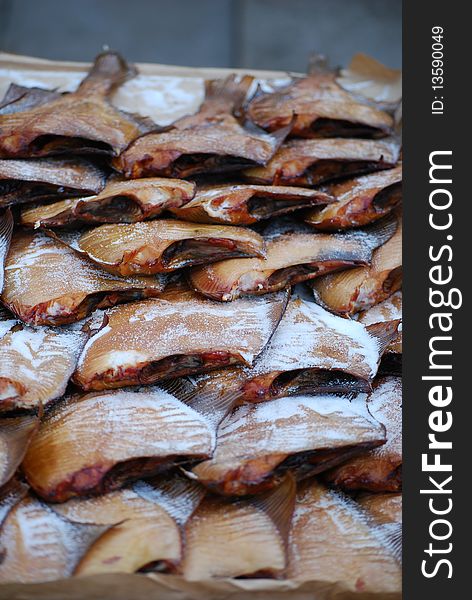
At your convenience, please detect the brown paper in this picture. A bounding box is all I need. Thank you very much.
[0,54,401,600]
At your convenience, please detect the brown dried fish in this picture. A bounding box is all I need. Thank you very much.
[170,183,333,225]
[0,157,106,208]
[22,387,215,502]
[243,138,399,187]
[73,287,288,391]
[247,73,394,139]
[0,414,39,486]
[0,51,153,158]
[304,165,402,230]
[20,177,196,227]
[190,393,385,496]
[116,75,289,178]
[0,494,106,583]
[50,475,203,575]
[324,376,402,492]
[358,290,402,374]
[286,480,401,593]
[0,208,13,293]
[0,323,86,413]
[310,211,402,315]
[189,216,395,301]
[50,219,265,276]
[237,297,398,401]
[1,230,166,325]
[181,475,295,579]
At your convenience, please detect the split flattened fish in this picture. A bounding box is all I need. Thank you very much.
[116,75,289,178]
[189,215,395,301]
[247,73,394,139]
[49,475,204,574]
[169,183,333,225]
[50,219,265,276]
[358,290,402,375]
[286,479,401,593]
[0,323,86,413]
[190,394,385,496]
[0,208,13,293]
[238,297,398,402]
[243,138,399,187]
[304,165,402,230]
[20,177,196,227]
[0,494,106,583]
[310,211,402,315]
[0,51,153,159]
[0,157,106,208]
[0,414,39,487]
[22,387,215,502]
[181,474,295,579]
[324,376,402,492]
[73,286,288,391]
[1,230,166,325]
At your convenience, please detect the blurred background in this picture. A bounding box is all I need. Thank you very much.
[0,0,401,70]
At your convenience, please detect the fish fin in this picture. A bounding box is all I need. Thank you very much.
[78,51,137,97]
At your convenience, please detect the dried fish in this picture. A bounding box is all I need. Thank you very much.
[181,475,295,579]
[310,211,402,315]
[247,72,394,139]
[116,75,289,178]
[50,475,203,575]
[1,230,166,325]
[50,219,265,276]
[22,387,215,502]
[304,165,402,230]
[170,183,333,225]
[20,177,196,227]
[0,494,106,583]
[0,52,153,158]
[286,479,401,593]
[73,287,288,391]
[0,324,85,413]
[0,208,13,293]
[189,216,395,301]
[190,393,385,496]
[324,376,402,492]
[0,414,39,487]
[243,138,399,186]
[0,157,106,208]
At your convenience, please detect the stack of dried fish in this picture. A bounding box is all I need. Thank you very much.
[0,50,402,595]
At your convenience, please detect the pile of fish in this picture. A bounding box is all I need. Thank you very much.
[0,51,402,594]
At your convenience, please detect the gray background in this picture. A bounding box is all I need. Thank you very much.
[0,0,401,71]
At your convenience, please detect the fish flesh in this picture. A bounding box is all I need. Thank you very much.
[20,177,195,227]
[243,138,399,186]
[49,219,265,276]
[310,210,402,315]
[190,393,386,495]
[324,376,402,492]
[286,479,401,593]
[304,165,402,230]
[169,183,333,225]
[189,215,396,301]
[0,157,106,208]
[22,387,216,502]
[237,297,398,401]
[116,75,289,178]
[73,286,288,391]
[181,475,295,579]
[247,73,394,139]
[0,51,154,158]
[1,230,166,325]
[0,323,86,412]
